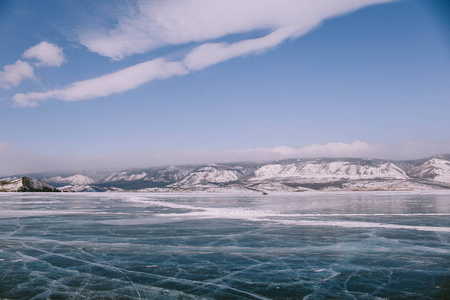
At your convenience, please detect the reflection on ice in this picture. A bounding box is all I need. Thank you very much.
[0,192,449,299]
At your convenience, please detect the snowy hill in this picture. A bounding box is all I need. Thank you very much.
[46,174,95,186]
[173,164,245,187]
[0,177,59,192]
[96,165,193,190]
[409,157,450,183]
[249,159,407,182]
[101,171,148,182]
[147,165,191,183]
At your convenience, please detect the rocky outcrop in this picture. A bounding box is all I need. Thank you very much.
[0,177,60,192]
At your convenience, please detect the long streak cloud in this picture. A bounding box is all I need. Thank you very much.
[13,59,187,107]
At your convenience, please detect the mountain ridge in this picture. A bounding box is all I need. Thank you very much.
[2,154,450,192]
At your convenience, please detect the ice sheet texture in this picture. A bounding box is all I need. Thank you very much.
[0,192,449,299]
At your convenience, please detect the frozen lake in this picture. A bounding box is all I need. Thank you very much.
[0,192,449,299]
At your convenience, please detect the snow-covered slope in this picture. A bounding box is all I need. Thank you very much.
[172,164,247,188]
[0,179,23,192]
[250,159,407,182]
[101,171,148,182]
[0,177,59,192]
[58,185,113,192]
[147,166,190,183]
[95,165,193,190]
[47,174,95,185]
[410,158,450,183]
[100,166,190,183]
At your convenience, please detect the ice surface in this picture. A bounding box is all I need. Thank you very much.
[0,192,449,299]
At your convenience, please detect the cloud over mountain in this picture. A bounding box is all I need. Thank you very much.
[2,140,449,177]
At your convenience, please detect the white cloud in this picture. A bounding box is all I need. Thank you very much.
[155,141,450,164]
[22,41,65,67]
[13,58,188,107]
[0,41,64,90]
[184,26,302,70]
[262,141,450,161]
[0,60,35,89]
[11,0,396,106]
[80,0,395,60]
[285,140,382,158]
[193,141,384,163]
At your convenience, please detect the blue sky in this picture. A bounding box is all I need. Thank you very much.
[1,0,449,175]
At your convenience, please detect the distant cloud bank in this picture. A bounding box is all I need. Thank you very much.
[1,140,449,176]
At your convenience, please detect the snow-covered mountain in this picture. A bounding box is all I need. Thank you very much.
[57,185,112,192]
[46,174,95,186]
[96,165,194,189]
[3,154,450,192]
[0,177,59,192]
[173,164,246,187]
[147,165,191,183]
[409,157,450,183]
[229,158,414,192]
[249,159,407,182]
[101,171,148,182]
